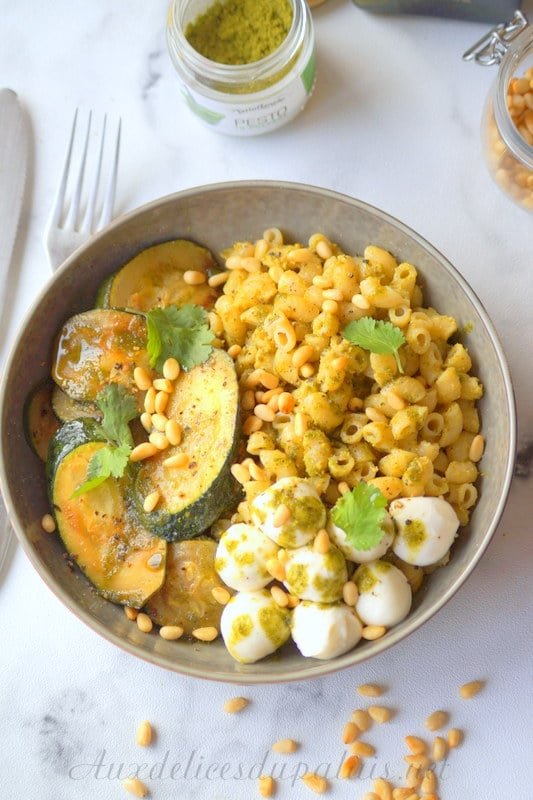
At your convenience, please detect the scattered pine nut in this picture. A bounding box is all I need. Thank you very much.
[405,735,427,755]
[143,491,160,513]
[258,774,276,797]
[313,528,330,554]
[140,411,152,432]
[468,433,484,462]
[124,606,138,621]
[351,709,371,732]
[266,558,286,582]
[425,709,449,731]
[368,705,394,723]
[163,453,190,469]
[404,754,430,770]
[136,613,153,633]
[270,585,289,607]
[254,403,276,422]
[165,419,182,446]
[144,387,156,414]
[150,413,167,432]
[278,392,295,413]
[133,367,152,391]
[212,586,231,605]
[223,696,249,714]
[373,777,393,800]
[351,740,376,757]
[432,735,447,761]
[361,625,387,640]
[273,503,291,527]
[357,683,384,697]
[447,727,463,748]
[130,442,159,462]
[154,390,169,415]
[159,625,184,640]
[183,269,207,285]
[301,772,328,794]
[122,776,150,797]
[339,754,360,779]
[162,357,180,381]
[153,378,173,393]
[342,721,359,744]
[231,463,251,484]
[459,679,485,698]
[342,580,358,606]
[392,790,418,800]
[420,769,437,795]
[208,271,229,288]
[136,720,153,747]
[192,626,218,642]
[41,513,56,533]
[405,764,421,788]
[149,430,169,450]
[271,738,299,753]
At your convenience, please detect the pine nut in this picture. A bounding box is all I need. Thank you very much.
[405,764,420,788]
[366,406,387,423]
[322,299,339,314]
[405,735,427,755]
[242,389,256,410]
[468,434,485,462]
[140,412,152,432]
[351,740,376,757]
[163,453,190,468]
[322,288,343,302]
[243,415,263,435]
[192,626,218,642]
[373,777,393,800]
[153,378,173,393]
[420,769,437,795]
[337,481,350,495]
[41,513,56,533]
[368,705,393,723]
[342,721,360,744]
[136,720,153,747]
[272,738,299,753]
[151,413,168,432]
[278,391,295,413]
[363,794,381,800]
[165,419,182,446]
[226,254,243,270]
[357,682,384,697]
[316,239,333,260]
[254,403,276,422]
[154,390,169,415]
[144,387,156,414]
[339,755,360,778]
[183,269,207,285]
[404,754,430,770]
[342,580,358,606]
[254,238,269,259]
[271,585,289,607]
[258,775,275,797]
[212,586,231,605]
[292,344,315,368]
[136,613,153,633]
[447,727,463,748]
[149,431,169,450]
[386,390,406,410]
[352,293,371,309]
[361,625,387,640]
[223,696,249,714]
[432,735,447,761]
[351,709,371,731]
[425,710,449,731]
[301,772,328,793]
[143,491,160,513]
[313,528,330,554]
[286,594,300,608]
[392,790,418,800]
[231,463,251,484]
[299,363,315,378]
[248,461,267,481]
[159,625,184,640]
[124,606,138,621]
[208,271,229,287]
[459,679,485,698]
[134,367,152,391]
[122,776,149,797]
[266,558,286,582]
[130,442,158,462]
[163,357,180,381]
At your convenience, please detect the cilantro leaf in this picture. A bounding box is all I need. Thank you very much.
[71,385,137,497]
[343,317,406,373]
[146,304,214,372]
[330,482,388,551]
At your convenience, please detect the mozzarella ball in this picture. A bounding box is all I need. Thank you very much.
[215,523,278,591]
[354,560,412,628]
[389,496,460,567]
[250,476,326,548]
[291,601,363,659]
[327,513,395,564]
[220,589,291,664]
[283,542,348,603]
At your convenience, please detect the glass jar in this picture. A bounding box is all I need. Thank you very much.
[166,0,316,137]
[464,11,533,212]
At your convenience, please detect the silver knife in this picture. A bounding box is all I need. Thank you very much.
[0,88,30,573]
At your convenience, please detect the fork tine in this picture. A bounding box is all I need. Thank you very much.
[50,108,79,229]
[67,110,92,232]
[83,114,106,235]
[100,116,121,228]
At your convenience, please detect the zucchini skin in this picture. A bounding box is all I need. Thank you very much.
[23,378,61,462]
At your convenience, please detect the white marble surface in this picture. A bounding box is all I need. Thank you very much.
[1,1,532,798]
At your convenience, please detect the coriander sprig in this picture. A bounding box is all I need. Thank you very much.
[330,482,388,551]
[145,304,214,372]
[343,317,406,373]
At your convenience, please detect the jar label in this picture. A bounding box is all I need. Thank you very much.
[178,50,317,137]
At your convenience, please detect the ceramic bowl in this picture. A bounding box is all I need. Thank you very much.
[0,181,516,683]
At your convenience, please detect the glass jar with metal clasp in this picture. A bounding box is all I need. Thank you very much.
[463,10,533,213]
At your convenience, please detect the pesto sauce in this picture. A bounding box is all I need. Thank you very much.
[403,519,428,551]
[258,604,289,647]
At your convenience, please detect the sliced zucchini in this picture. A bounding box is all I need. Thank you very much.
[134,349,242,541]
[144,539,228,635]
[51,309,152,405]
[51,384,101,423]
[48,419,166,608]
[24,379,61,461]
[97,239,220,312]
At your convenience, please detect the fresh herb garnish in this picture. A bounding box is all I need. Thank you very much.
[71,384,137,497]
[145,304,214,372]
[343,317,405,373]
[331,482,388,551]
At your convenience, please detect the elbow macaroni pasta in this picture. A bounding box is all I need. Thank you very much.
[213,231,484,532]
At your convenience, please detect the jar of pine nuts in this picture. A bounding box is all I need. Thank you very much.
[464,11,533,212]
[166,0,316,136]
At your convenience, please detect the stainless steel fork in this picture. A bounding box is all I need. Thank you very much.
[0,110,121,577]
[45,109,121,270]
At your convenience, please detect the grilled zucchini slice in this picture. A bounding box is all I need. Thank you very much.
[24,379,61,461]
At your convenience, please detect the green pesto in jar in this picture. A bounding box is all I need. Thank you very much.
[185,0,293,66]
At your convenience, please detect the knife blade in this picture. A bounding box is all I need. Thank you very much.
[0,88,30,573]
